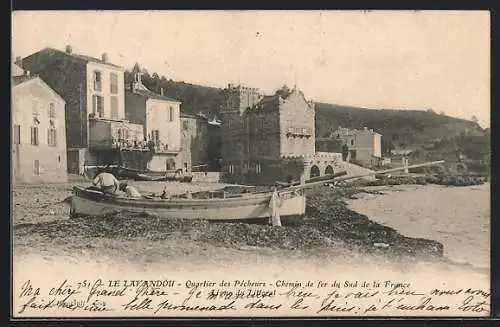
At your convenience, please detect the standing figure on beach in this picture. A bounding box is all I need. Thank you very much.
[92,172,120,195]
[269,187,283,227]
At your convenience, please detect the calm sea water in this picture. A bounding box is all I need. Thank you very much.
[347,183,490,269]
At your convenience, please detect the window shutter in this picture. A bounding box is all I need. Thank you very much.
[13,125,20,144]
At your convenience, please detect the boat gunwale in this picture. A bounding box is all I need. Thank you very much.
[72,185,303,207]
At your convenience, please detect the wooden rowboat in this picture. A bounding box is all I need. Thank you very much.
[70,185,306,224]
[71,160,446,224]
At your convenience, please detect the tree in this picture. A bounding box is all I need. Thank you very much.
[275,85,292,99]
[471,115,478,123]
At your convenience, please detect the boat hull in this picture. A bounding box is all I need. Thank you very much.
[70,186,306,223]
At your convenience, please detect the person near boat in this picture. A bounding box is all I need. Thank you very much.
[119,182,142,198]
[269,186,283,226]
[92,172,120,195]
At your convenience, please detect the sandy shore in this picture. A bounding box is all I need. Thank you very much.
[11,180,490,317]
[346,183,490,269]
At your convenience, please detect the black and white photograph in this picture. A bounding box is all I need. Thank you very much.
[11,10,490,317]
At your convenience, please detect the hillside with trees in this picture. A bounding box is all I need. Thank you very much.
[126,64,489,171]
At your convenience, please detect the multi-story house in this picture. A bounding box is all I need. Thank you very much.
[330,126,382,166]
[125,73,182,171]
[12,67,67,183]
[221,84,337,185]
[21,45,146,173]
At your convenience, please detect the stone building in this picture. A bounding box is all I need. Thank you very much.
[12,68,67,183]
[125,73,182,171]
[21,46,148,173]
[178,113,222,174]
[221,84,329,185]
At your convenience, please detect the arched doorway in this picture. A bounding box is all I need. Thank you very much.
[310,165,320,178]
[325,165,334,175]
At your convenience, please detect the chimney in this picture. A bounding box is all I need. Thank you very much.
[65,45,72,54]
[160,88,164,96]
[15,56,22,66]
[25,70,30,76]
[364,126,368,131]
[101,53,108,63]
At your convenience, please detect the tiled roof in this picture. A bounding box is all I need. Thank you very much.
[12,75,37,86]
[40,47,123,68]
[126,88,181,103]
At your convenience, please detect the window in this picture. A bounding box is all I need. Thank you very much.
[30,127,39,146]
[350,139,355,146]
[152,130,160,144]
[110,96,118,119]
[13,125,20,144]
[93,71,102,91]
[48,103,56,118]
[256,163,261,174]
[110,73,118,94]
[47,128,57,147]
[182,121,189,131]
[228,164,234,174]
[169,106,174,122]
[92,95,104,117]
[34,160,40,175]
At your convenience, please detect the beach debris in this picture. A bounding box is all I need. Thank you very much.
[374,242,390,248]
[12,184,445,260]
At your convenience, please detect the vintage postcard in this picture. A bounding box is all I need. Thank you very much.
[11,10,491,318]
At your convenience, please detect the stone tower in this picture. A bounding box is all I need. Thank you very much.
[220,84,262,183]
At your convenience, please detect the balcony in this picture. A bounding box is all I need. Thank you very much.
[286,127,312,138]
[89,117,146,150]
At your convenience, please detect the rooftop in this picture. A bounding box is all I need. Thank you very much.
[29,47,123,69]
[127,87,181,103]
[12,75,37,86]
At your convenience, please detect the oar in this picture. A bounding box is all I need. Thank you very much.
[333,160,446,183]
[276,171,348,188]
[281,160,445,193]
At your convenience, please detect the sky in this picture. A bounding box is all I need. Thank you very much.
[12,10,490,127]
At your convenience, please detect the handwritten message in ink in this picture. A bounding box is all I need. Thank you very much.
[14,278,490,316]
